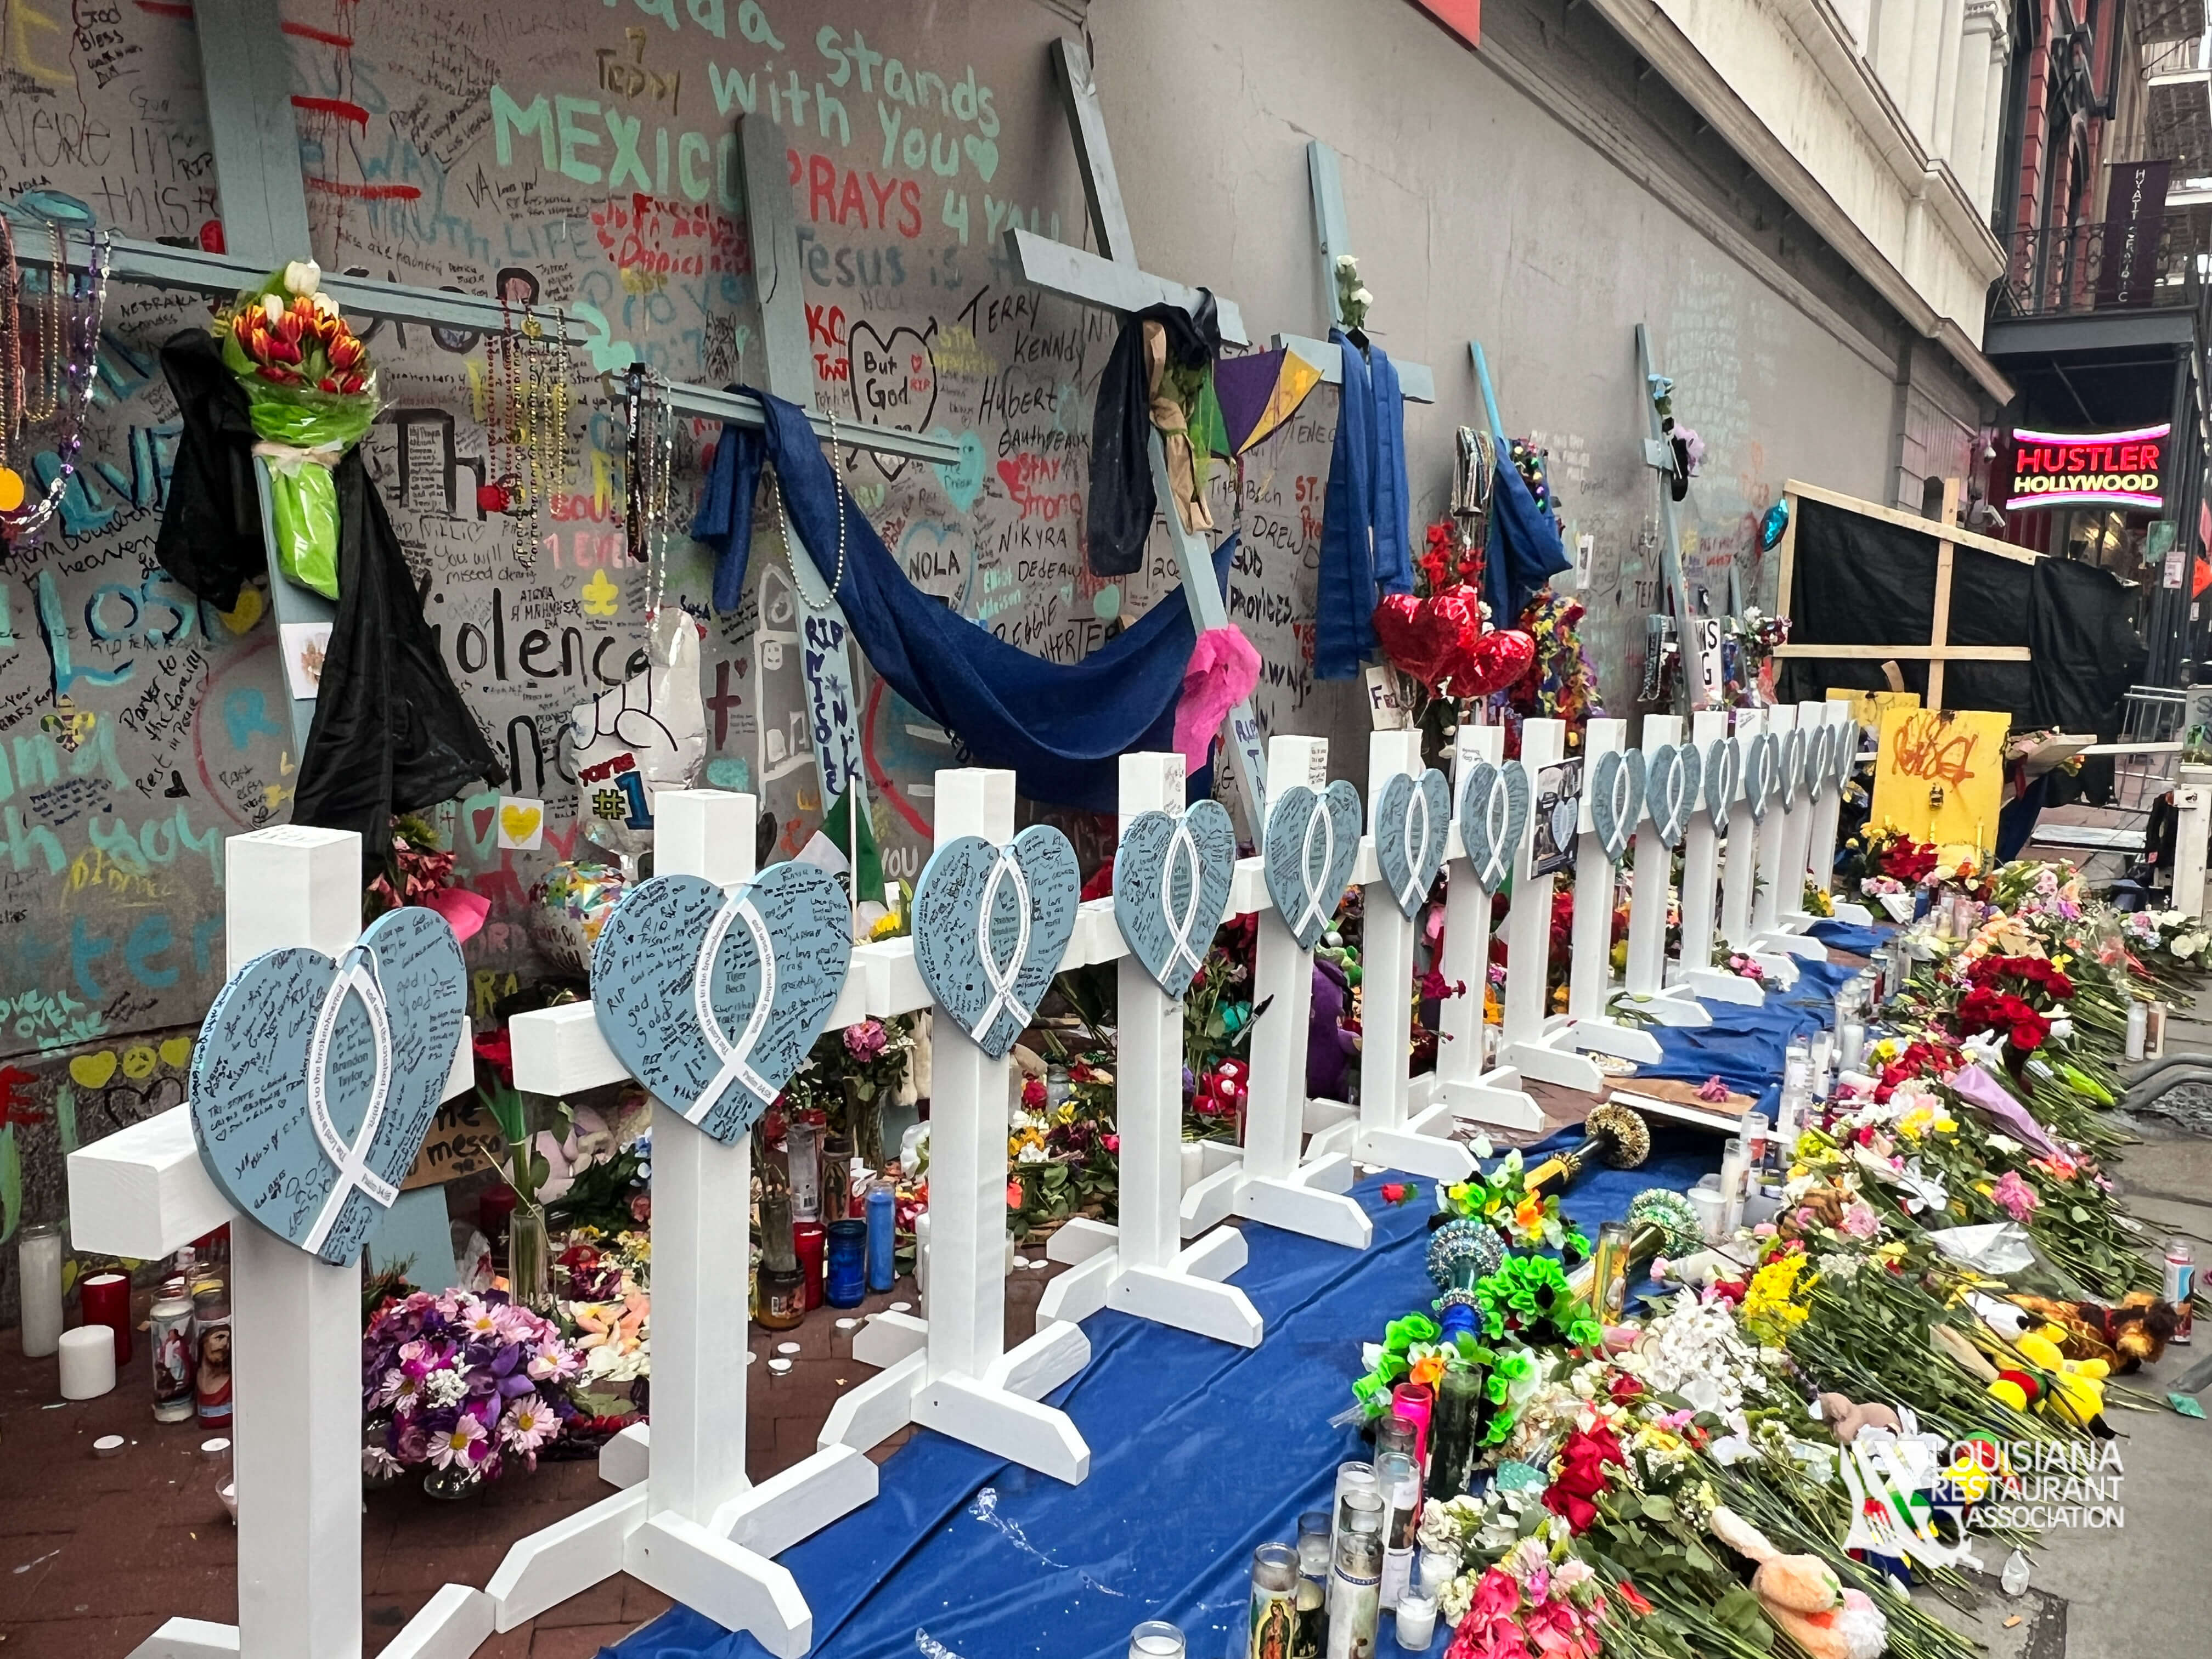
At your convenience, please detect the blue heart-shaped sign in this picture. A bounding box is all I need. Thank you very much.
[1264,780,1363,950]
[1705,736,1741,825]
[1458,760,1531,891]
[1833,718,1860,788]
[1743,733,1779,823]
[1375,768,1451,917]
[591,860,853,1142]
[1805,724,1834,804]
[913,825,1081,1059]
[1778,728,1804,811]
[1589,749,1646,861]
[190,906,467,1266]
[1645,743,1703,848]
[1115,800,1237,994]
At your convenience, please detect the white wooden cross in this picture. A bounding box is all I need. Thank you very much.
[1673,709,1765,1007]
[1617,714,1715,1030]
[1330,731,1476,1181]
[1035,753,1265,1346]
[1806,702,1875,927]
[1748,704,1829,966]
[1176,734,1374,1251]
[1272,140,1438,405]
[1430,723,1547,1133]
[821,769,1092,1485]
[65,827,484,1659]
[1005,36,1270,837]
[1559,719,1666,1068]
[488,791,876,1658]
[1717,708,1799,989]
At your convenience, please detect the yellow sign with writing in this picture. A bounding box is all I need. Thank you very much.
[1869,706,2010,856]
[1828,687,1920,733]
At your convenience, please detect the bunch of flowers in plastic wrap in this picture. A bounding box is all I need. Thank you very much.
[363,1288,580,1488]
[1510,589,1604,734]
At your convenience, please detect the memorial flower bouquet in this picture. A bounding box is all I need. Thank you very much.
[216,259,377,600]
[1445,1146,1588,1254]
[1007,1057,1121,1241]
[362,1288,580,1493]
[551,1227,651,1418]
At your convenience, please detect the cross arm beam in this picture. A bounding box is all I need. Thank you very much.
[1272,333,1437,403]
[9,221,963,468]
[1005,228,1249,345]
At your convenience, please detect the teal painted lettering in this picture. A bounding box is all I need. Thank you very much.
[492,86,556,168]
[556,96,606,184]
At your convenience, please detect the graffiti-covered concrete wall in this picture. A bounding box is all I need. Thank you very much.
[0,0,1979,1312]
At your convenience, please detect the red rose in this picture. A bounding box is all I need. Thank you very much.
[1543,1424,1624,1534]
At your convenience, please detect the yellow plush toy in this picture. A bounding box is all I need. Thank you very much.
[1988,1327,2110,1435]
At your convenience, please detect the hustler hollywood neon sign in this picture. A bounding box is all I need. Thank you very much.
[2006,424,2169,511]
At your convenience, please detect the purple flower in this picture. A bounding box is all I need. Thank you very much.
[843,1019,889,1059]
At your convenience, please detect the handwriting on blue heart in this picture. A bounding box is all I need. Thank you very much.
[1458,760,1531,891]
[930,427,986,512]
[1743,734,1778,823]
[1589,749,1646,861]
[1115,800,1236,995]
[1705,737,1741,823]
[1373,768,1449,918]
[914,826,1080,1059]
[1646,743,1702,848]
[591,860,852,1143]
[190,906,466,1266]
[1263,780,1362,950]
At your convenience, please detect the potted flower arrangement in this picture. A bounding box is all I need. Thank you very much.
[362,1287,581,1497]
[781,1014,917,1173]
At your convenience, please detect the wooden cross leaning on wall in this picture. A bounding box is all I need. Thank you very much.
[1768,476,2034,710]
[4,0,958,778]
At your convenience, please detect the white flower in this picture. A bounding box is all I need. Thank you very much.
[2176,933,2208,958]
[363,1442,401,1478]
[282,258,321,296]
[309,289,339,320]
[424,1368,469,1408]
[1335,253,1360,275]
[259,292,284,324]
[1349,286,1374,309]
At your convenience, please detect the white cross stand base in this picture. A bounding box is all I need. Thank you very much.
[1176,735,1374,1251]
[822,770,1092,1485]
[486,792,876,1658]
[1037,754,1263,1346]
[66,827,484,1659]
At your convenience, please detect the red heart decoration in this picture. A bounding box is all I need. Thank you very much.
[1425,588,1488,691]
[1458,628,1537,697]
[1371,592,1451,688]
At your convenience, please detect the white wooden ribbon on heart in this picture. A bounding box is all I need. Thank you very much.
[968,852,1039,1045]
[300,947,397,1255]
[690,894,780,1125]
[1154,814,1213,986]
[1281,797,1344,943]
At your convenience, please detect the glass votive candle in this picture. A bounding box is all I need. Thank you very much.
[78,1271,132,1365]
[1127,1619,1184,1658]
[1395,1591,1438,1649]
[1417,1546,1457,1598]
[793,1222,826,1311]
[824,1220,867,1308]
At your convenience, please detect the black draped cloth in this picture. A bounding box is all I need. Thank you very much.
[155,332,501,854]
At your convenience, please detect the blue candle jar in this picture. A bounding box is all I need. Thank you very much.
[824,1220,867,1308]
[865,1180,897,1293]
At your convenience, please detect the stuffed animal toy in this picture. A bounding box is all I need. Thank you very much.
[1707,1505,1887,1659]
[2010,1291,2179,1373]
[1818,1392,1903,1444]
[1989,1327,2111,1436]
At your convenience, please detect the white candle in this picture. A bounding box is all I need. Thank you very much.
[1395,1592,1438,1649]
[58,1324,117,1399]
[18,1223,64,1358]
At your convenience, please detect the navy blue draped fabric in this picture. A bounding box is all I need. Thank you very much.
[691,392,1223,813]
[1482,453,1572,627]
[1314,330,1414,679]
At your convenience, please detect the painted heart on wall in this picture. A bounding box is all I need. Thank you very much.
[913,825,1081,1059]
[1375,768,1451,918]
[189,906,466,1266]
[1589,749,1647,862]
[1458,759,1531,891]
[1115,800,1237,994]
[1705,736,1742,824]
[1646,742,1703,848]
[1263,780,1363,950]
[846,319,939,479]
[591,860,853,1143]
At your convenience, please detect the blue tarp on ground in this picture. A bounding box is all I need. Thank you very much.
[610,967,1853,1659]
